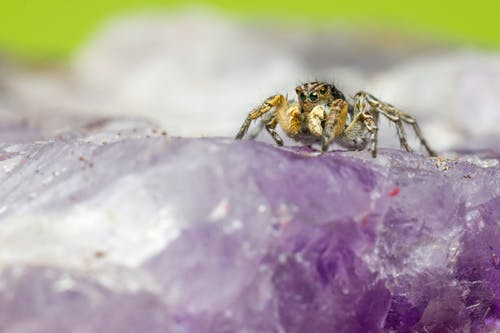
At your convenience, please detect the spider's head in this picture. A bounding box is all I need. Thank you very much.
[295,82,345,113]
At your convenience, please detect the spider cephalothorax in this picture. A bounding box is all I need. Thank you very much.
[295,82,346,114]
[235,81,436,158]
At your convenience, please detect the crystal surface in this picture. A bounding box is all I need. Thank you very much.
[0,119,498,332]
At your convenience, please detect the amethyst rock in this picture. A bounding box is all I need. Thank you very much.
[0,120,498,332]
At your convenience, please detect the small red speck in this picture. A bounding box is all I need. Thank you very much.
[389,187,400,197]
[281,219,291,229]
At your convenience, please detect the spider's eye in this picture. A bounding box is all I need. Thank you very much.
[300,92,307,102]
[309,92,318,102]
[319,88,327,94]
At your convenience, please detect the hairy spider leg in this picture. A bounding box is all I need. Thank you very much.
[235,94,286,140]
[343,93,379,157]
[361,113,379,157]
[362,92,413,152]
[321,99,349,152]
[247,112,274,139]
[264,116,284,146]
[400,113,436,157]
[358,92,437,157]
[244,112,284,146]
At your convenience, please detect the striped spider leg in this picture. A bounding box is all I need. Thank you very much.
[321,92,436,158]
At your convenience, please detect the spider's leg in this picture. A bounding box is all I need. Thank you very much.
[363,114,379,158]
[265,115,284,146]
[399,114,437,157]
[341,111,379,157]
[321,99,349,152]
[395,120,412,152]
[235,94,286,140]
[247,112,274,139]
[348,92,379,157]
[358,92,436,157]
[246,121,265,140]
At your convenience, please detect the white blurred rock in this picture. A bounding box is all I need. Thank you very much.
[370,52,500,150]
[1,10,499,152]
[72,11,307,136]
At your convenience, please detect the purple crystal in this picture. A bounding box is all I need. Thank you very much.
[0,121,498,332]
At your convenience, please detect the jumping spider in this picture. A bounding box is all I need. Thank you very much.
[235,81,436,158]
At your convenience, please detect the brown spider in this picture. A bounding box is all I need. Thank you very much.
[235,81,436,158]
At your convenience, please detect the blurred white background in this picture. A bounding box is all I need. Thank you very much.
[1,10,500,152]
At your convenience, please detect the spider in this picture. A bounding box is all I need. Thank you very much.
[235,81,436,158]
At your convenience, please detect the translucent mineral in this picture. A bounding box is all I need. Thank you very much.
[0,118,498,332]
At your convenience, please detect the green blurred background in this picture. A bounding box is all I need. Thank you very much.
[1,0,499,60]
